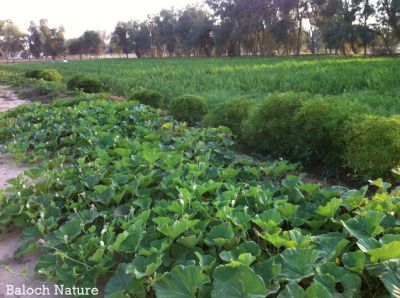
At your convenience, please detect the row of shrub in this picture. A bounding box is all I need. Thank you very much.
[22,70,400,180]
[134,88,400,181]
[25,69,103,94]
[129,89,208,126]
[202,92,400,180]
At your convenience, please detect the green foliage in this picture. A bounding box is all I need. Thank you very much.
[0,96,399,298]
[211,262,268,298]
[25,69,62,82]
[202,98,255,137]
[242,92,306,157]
[66,73,103,93]
[25,69,42,79]
[4,56,400,110]
[291,99,369,170]
[169,94,208,125]
[1,59,400,297]
[17,80,64,101]
[344,115,400,179]
[129,89,164,108]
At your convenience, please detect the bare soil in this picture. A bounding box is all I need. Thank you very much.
[0,87,69,297]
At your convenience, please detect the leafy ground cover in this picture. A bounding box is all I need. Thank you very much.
[0,96,399,297]
[1,56,400,114]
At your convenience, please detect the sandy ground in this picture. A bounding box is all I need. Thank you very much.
[0,87,71,298]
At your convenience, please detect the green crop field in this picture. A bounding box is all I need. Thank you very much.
[2,56,400,115]
[1,56,400,298]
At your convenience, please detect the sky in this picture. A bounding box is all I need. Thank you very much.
[1,0,200,38]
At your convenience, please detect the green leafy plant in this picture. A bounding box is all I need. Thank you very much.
[129,89,164,108]
[67,73,103,93]
[25,69,62,82]
[169,94,208,126]
[202,98,255,137]
[344,115,400,179]
[242,92,306,157]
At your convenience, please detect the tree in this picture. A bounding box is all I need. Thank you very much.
[377,0,400,52]
[28,21,43,59]
[0,21,25,60]
[82,30,105,56]
[39,19,65,59]
[357,0,375,55]
[111,22,134,58]
[155,9,178,56]
[132,21,152,58]
[176,5,213,56]
[67,37,85,58]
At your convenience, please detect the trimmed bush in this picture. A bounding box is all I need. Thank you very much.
[291,99,369,170]
[242,93,306,157]
[129,89,163,108]
[25,69,62,82]
[38,69,62,82]
[169,94,208,125]
[202,98,255,137]
[67,74,103,93]
[344,115,400,179]
[25,70,43,79]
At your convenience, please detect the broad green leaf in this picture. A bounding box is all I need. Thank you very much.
[253,259,281,295]
[341,211,385,239]
[356,238,380,252]
[35,254,58,273]
[177,234,202,249]
[342,187,367,211]
[195,252,216,274]
[367,241,400,263]
[252,209,282,233]
[58,219,81,240]
[342,251,366,273]
[211,262,268,298]
[288,229,313,248]
[113,228,142,253]
[105,263,145,298]
[260,232,296,249]
[316,198,342,218]
[205,222,235,247]
[277,248,320,282]
[367,259,400,298]
[126,254,163,279]
[314,262,361,297]
[79,209,99,224]
[278,282,332,298]
[157,219,200,240]
[379,234,400,245]
[154,265,210,298]
[277,202,299,219]
[312,232,350,261]
[219,241,260,263]
[277,283,306,298]
[299,183,320,194]
[236,253,256,266]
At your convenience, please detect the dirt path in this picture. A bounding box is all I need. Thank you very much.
[0,87,70,298]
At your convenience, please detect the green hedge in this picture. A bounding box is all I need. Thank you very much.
[169,94,208,126]
[241,93,385,178]
[129,89,164,108]
[202,98,255,137]
[242,93,306,157]
[344,115,400,179]
[25,69,62,82]
[291,99,368,171]
[67,74,103,93]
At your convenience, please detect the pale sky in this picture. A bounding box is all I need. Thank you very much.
[1,0,201,38]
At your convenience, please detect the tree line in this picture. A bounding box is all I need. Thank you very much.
[1,0,399,60]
